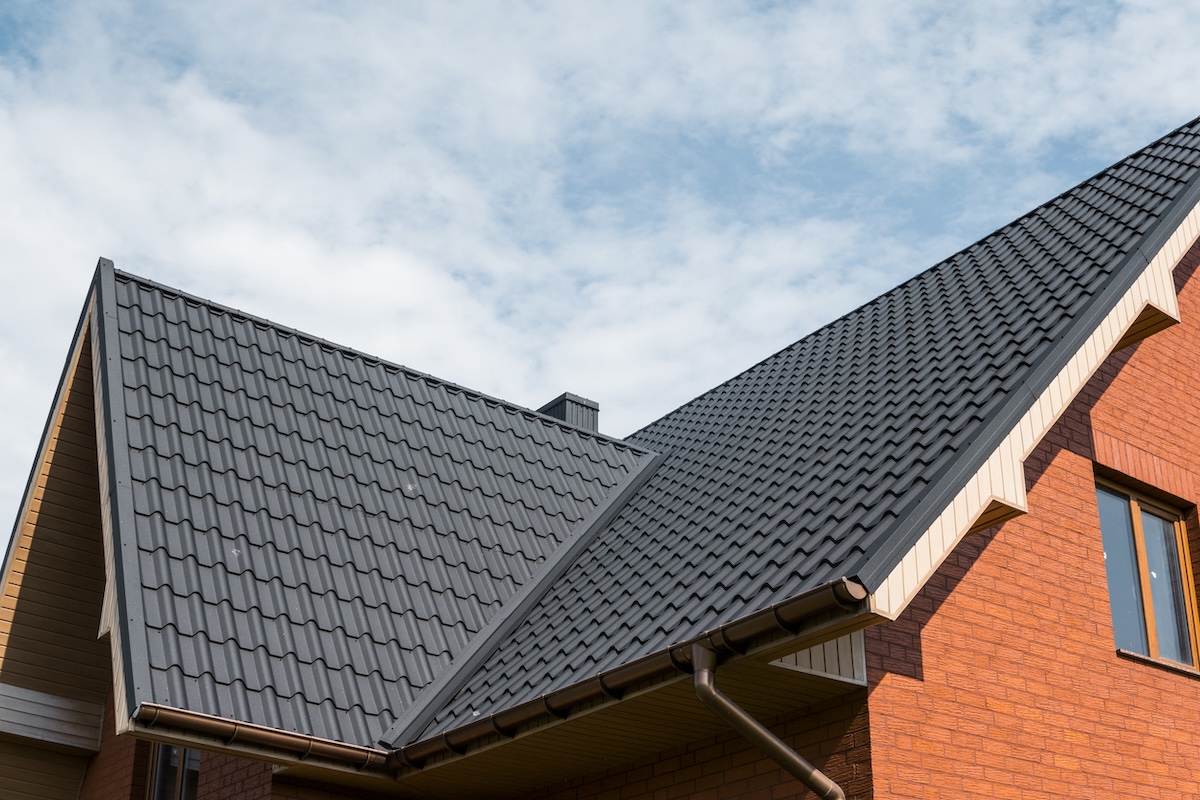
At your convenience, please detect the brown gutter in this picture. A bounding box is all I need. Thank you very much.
[392,576,869,769]
[692,644,845,799]
[135,703,390,772]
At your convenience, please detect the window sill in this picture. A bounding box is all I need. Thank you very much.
[1116,648,1200,679]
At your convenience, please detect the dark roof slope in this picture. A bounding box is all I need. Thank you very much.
[96,268,654,747]
[412,117,1200,741]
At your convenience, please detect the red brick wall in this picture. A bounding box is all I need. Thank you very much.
[522,690,872,800]
[865,249,1200,797]
[78,690,151,800]
[195,750,273,799]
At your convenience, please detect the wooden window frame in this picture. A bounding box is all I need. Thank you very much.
[1097,477,1200,667]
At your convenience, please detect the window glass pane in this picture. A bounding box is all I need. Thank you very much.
[180,748,201,800]
[1141,510,1193,665]
[1097,487,1148,653]
[151,745,180,800]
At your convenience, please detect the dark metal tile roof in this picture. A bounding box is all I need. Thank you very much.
[99,271,654,747]
[412,117,1200,741]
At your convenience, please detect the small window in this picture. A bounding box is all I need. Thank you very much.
[1096,483,1200,667]
[147,744,200,800]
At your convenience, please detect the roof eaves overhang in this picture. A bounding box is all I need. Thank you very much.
[388,576,873,778]
[869,184,1200,620]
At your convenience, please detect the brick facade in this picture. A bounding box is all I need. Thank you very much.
[78,690,151,800]
[865,251,1200,797]
[195,751,273,799]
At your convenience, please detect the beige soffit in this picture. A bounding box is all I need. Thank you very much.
[871,201,1200,620]
[771,631,866,686]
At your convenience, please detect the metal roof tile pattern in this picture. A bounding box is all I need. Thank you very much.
[105,271,653,747]
[414,118,1200,740]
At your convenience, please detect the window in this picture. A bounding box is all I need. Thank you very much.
[147,744,200,800]
[1096,482,1200,667]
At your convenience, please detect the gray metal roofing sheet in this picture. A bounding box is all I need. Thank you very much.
[411,117,1200,741]
[100,269,653,747]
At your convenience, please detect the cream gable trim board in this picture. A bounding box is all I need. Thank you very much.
[871,201,1200,620]
[89,306,133,735]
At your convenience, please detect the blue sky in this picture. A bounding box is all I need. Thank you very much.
[3,1,1200,550]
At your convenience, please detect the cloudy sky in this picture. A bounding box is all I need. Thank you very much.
[3,1,1199,549]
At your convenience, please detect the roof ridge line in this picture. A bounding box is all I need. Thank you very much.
[853,139,1200,592]
[626,115,1200,441]
[378,449,667,748]
[109,268,645,451]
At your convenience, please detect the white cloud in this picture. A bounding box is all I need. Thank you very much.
[3,0,1200,550]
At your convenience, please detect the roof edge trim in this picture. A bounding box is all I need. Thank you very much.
[92,257,152,722]
[390,577,872,771]
[381,448,667,748]
[870,200,1200,619]
[854,152,1200,593]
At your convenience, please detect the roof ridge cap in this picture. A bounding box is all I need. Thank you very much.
[377,449,666,749]
[109,269,647,452]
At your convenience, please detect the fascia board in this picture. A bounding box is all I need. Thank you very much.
[870,197,1200,620]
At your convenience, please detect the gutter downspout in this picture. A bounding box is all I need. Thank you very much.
[692,644,846,800]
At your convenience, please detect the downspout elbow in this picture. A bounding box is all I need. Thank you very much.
[692,644,846,800]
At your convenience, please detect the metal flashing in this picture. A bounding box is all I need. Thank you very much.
[381,450,666,748]
[91,257,150,724]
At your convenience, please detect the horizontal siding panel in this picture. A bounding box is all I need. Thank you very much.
[23,492,101,522]
[0,682,102,752]
[0,738,89,800]
[13,512,102,544]
[0,619,107,654]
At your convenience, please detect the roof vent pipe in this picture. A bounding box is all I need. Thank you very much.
[537,392,599,431]
[691,644,846,800]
